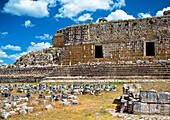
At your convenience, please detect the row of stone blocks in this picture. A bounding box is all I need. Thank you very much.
[132,90,170,115]
[132,102,170,115]
[52,64,170,77]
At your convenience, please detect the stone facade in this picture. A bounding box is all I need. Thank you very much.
[0,16,170,83]
[53,15,170,65]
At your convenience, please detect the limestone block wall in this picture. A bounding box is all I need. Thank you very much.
[132,90,170,115]
[0,67,54,82]
[53,16,170,65]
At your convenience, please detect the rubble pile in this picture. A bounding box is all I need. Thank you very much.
[118,84,170,115]
[14,47,62,67]
[0,83,117,119]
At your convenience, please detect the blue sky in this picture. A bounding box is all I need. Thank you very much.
[0,0,170,64]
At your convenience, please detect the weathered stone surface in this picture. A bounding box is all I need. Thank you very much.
[19,108,27,115]
[147,90,158,103]
[44,104,53,110]
[158,92,170,104]
[1,112,11,119]
[140,90,158,103]
[14,48,62,66]
[133,102,149,114]
[160,104,170,115]
[52,15,170,65]
[62,101,72,106]
[149,104,161,114]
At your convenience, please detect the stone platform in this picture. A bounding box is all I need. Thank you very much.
[0,63,169,83]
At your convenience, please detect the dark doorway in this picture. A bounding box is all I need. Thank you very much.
[146,42,155,56]
[95,45,103,58]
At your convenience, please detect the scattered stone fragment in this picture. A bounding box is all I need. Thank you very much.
[1,112,11,119]
[19,108,27,115]
[44,104,53,110]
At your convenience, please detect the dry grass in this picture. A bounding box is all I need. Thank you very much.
[0,82,169,120]
[141,82,170,92]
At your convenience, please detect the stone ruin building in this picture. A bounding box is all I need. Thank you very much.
[52,15,170,65]
[0,15,170,82]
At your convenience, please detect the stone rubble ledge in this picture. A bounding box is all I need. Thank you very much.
[41,77,170,83]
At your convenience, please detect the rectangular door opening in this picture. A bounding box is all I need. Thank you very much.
[146,42,155,56]
[95,45,103,58]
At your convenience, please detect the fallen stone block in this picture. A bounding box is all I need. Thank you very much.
[19,97,29,102]
[3,103,12,110]
[27,107,34,113]
[68,95,78,100]
[0,109,5,113]
[9,111,16,115]
[44,104,53,110]
[158,92,170,104]
[62,99,67,102]
[62,101,72,106]
[140,90,157,103]
[127,101,133,114]
[147,90,158,103]
[69,99,78,104]
[160,104,170,115]
[133,84,142,89]
[11,101,17,107]
[12,95,20,101]
[19,108,27,115]
[133,102,149,114]
[1,92,10,98]
[1,112,11,119]
[149,104,160,114]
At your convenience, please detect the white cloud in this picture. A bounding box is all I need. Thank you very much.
[1,44,21,51]
[138,13,152,18]
[23,20,34,28]
[113,0,126,9]
[35,34,53,40]
[0,50,8,58]
[156,7,170,16]
[0,32,8,36]
[0,42,51,63]
[8,52,28,61]
[0,32,8,38]
[27,42,52,52]
[105,10,135,21]
[2,0,50,18]
[55,0,125,20]
[77,13,93,22]
[20,52,28,56]
[8,54,20,60]
[41,0,57,8]
[0,60,4,63]
[12,42,52,60]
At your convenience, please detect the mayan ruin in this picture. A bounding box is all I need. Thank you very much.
[0,15,169,83]
[0,0,170,119]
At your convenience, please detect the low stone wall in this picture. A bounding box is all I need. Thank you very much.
[133,90,170,115]
[118,84,170,115]
[0,67,54,75]
[0,66,54,83]
[0,76,44,83]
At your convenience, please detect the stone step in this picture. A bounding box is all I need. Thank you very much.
[42,76,170,83]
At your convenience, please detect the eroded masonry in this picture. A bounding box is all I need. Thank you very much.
[53,16,170,65]
[0,16,170,82]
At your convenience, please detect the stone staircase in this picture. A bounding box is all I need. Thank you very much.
[42,63,170,82]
